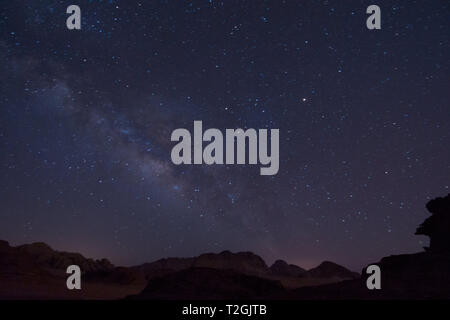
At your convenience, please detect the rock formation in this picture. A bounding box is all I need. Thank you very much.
[269,259,306,277]
[307,261,360,280]
[415,193,450,253]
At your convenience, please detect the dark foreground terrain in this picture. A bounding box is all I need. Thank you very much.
[0,239,359,300]
[1,238,450,299]
[2,192,450,300]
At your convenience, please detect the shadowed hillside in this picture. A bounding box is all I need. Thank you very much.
[2,194,449,300]
[0,240,358,299]
[0,240,146,299]
[128,267,285,300]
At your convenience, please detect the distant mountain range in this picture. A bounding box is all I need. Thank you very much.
[3,196,450,299]
[132,250,359,281]
[2,239,450,299]
[0,239,359,299]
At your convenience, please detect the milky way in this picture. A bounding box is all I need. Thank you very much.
[0,1,449,270]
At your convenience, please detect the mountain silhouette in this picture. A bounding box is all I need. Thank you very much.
[0,240,146,299]
[0,240,357,299]
[131,257,195,280]
[269,259,306,277]
[191,251,270,276]
[306,261,359,280]
[415,193,450,253]
[2,194,449,300]
[15,242,114,273]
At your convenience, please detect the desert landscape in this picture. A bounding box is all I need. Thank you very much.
[0,239,359,299]
[2,194,450,300]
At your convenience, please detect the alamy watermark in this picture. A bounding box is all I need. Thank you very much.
[170,121,279,176]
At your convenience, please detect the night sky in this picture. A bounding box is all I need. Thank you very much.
[0,0,449,270]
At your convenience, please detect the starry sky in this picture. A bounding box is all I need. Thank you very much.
[0,0,449,270]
